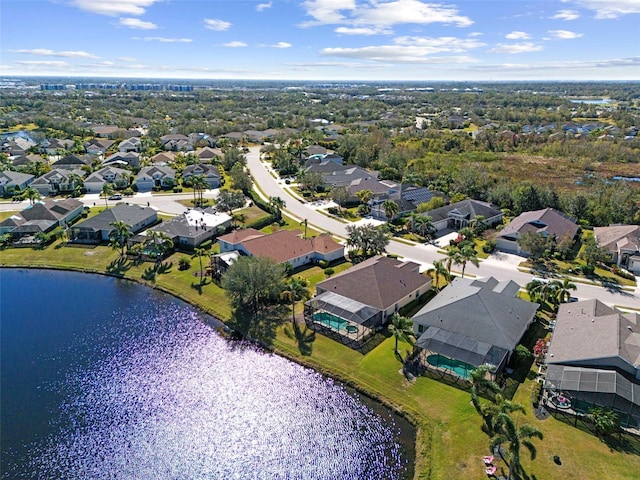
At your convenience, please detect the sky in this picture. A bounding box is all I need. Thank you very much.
[1,0,639,82]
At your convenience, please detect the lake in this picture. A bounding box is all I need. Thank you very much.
[0,269,414,479]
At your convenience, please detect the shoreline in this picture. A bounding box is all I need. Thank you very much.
[0,263,425,478]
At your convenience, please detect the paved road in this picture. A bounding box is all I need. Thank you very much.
[245,146,640,309]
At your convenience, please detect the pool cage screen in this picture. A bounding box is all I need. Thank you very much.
[544,365,640,429]
[416,327,509,372]
[304,291,383,348]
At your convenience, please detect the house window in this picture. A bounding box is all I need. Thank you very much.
[418,324,424,333]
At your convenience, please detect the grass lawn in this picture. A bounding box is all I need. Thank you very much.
[1,243,639,480]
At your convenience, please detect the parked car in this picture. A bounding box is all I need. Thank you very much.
[108,193,123,200]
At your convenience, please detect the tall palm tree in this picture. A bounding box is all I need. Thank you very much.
[446,245,462,277]
[191,174,209,207]
[403,211,420,233]
[144,230,174,268]
[192,247,208,284]
[269,196,286,222]
[25,186,41,205]
[427,259,449,291]
[282,277,310,323]
[414,215,435,240]
[456,244,480,278]
[299,218,308,239]
[470,364,501,418]
[101,182,114,209]
[382,199,399,223]
[388,313,415,356]
[355,189,373,205]
[483,394,527,438]
[109,220,133,257]
[490,416,543,480]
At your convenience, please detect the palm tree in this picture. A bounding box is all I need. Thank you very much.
[469,364,501,419]
[192,247,208,284]
[403,211,420,233]
[300,218,308,239]
[191,174,209,207]
[101,183,115,209]
[588,407,620,438]
[388,313,415,356]
[269,195,286,222]
[414,215,436,241]
[282,277,310,323]
[456,244,480,278]
[549,277,577,306]
[25,186,41,205]
[483,394,527,438]
[144,230,174,268]
[446,245,462,277]
[355,189,373,205]
[381,199,399,223]
[109,220,132,257]
[427,259,449,291]
[490,416,543,480]
[470,215,487,235]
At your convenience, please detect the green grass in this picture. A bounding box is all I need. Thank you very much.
[2,243,639,480]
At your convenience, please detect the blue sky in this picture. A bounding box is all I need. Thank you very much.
[1,0,638,81]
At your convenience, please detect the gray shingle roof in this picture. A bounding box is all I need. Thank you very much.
[421,199,502,223]
[413,276,538,353]
[73,204,157,232]
[498,208,578,240]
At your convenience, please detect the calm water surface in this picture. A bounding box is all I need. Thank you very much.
[1,269,414,479]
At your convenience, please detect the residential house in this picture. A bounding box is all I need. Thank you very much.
[304,255,432,348]
[4,137,36,157]
[195,147,221,163]
[420,199,503,234]
[134,166,176,191]
[149,207,231,249]
[30,168,85,196]
[594,224,640,274]
[218,228,344,268]
[40,138,74,155]
[70,204,157,244]
[160,134,193,152]
[543,299,640,428]
[91,125,120,138]
[10,154,48,169]
[51,154,92,171]
[0,171,34,196]
[85,138,115,155]
[150,151,176,165]
[117,137,142,153]
[182,164,221,189]
[496,208,579,256]
[83,166,130,193]
[0,198,84,239]
[412,276,538,379]
[103,152,140,169]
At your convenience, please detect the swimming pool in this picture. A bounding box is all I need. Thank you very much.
[426,354,475,379]
[314,312,348,331]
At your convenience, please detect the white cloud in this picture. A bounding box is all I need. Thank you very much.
[118,57,138,62]
[118,17,157,29]
[13,60,70,67]
[256,2,272,11]
[223,41,248,47]
[548,30,583,39]
[11,48,99,59]
[301,0,472,28]
[505,31,530,40]
[272,42,292,48]
[571,0,640,19]
[70,0,159,16]
[489,42,544,54]
[204,18,232,31]
[135,36,192,42]
[551,9,580,20]
[320,35,484,62]
[335,26,392,35]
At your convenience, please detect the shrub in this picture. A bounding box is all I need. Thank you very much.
[324,267,335,277]
[581,264,595,275]
[178,257,191,270]
[318,260,329,269]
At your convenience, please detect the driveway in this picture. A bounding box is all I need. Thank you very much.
[246,146,640,309]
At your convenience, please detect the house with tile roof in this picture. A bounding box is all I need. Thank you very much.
[117,137,142,153]
[218,229,344,268]
[30,168,85,196]
[103,152,140,169]
[412,276,538,379]
[69,204,157,243]
[496,208,579,256]
[420,199,503,234]
[149,207,231,249]
[593,224,640,274]
[51,154,93,170]
[10,154,48,168]
[543,299,640,428]
[304,255,432,348]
